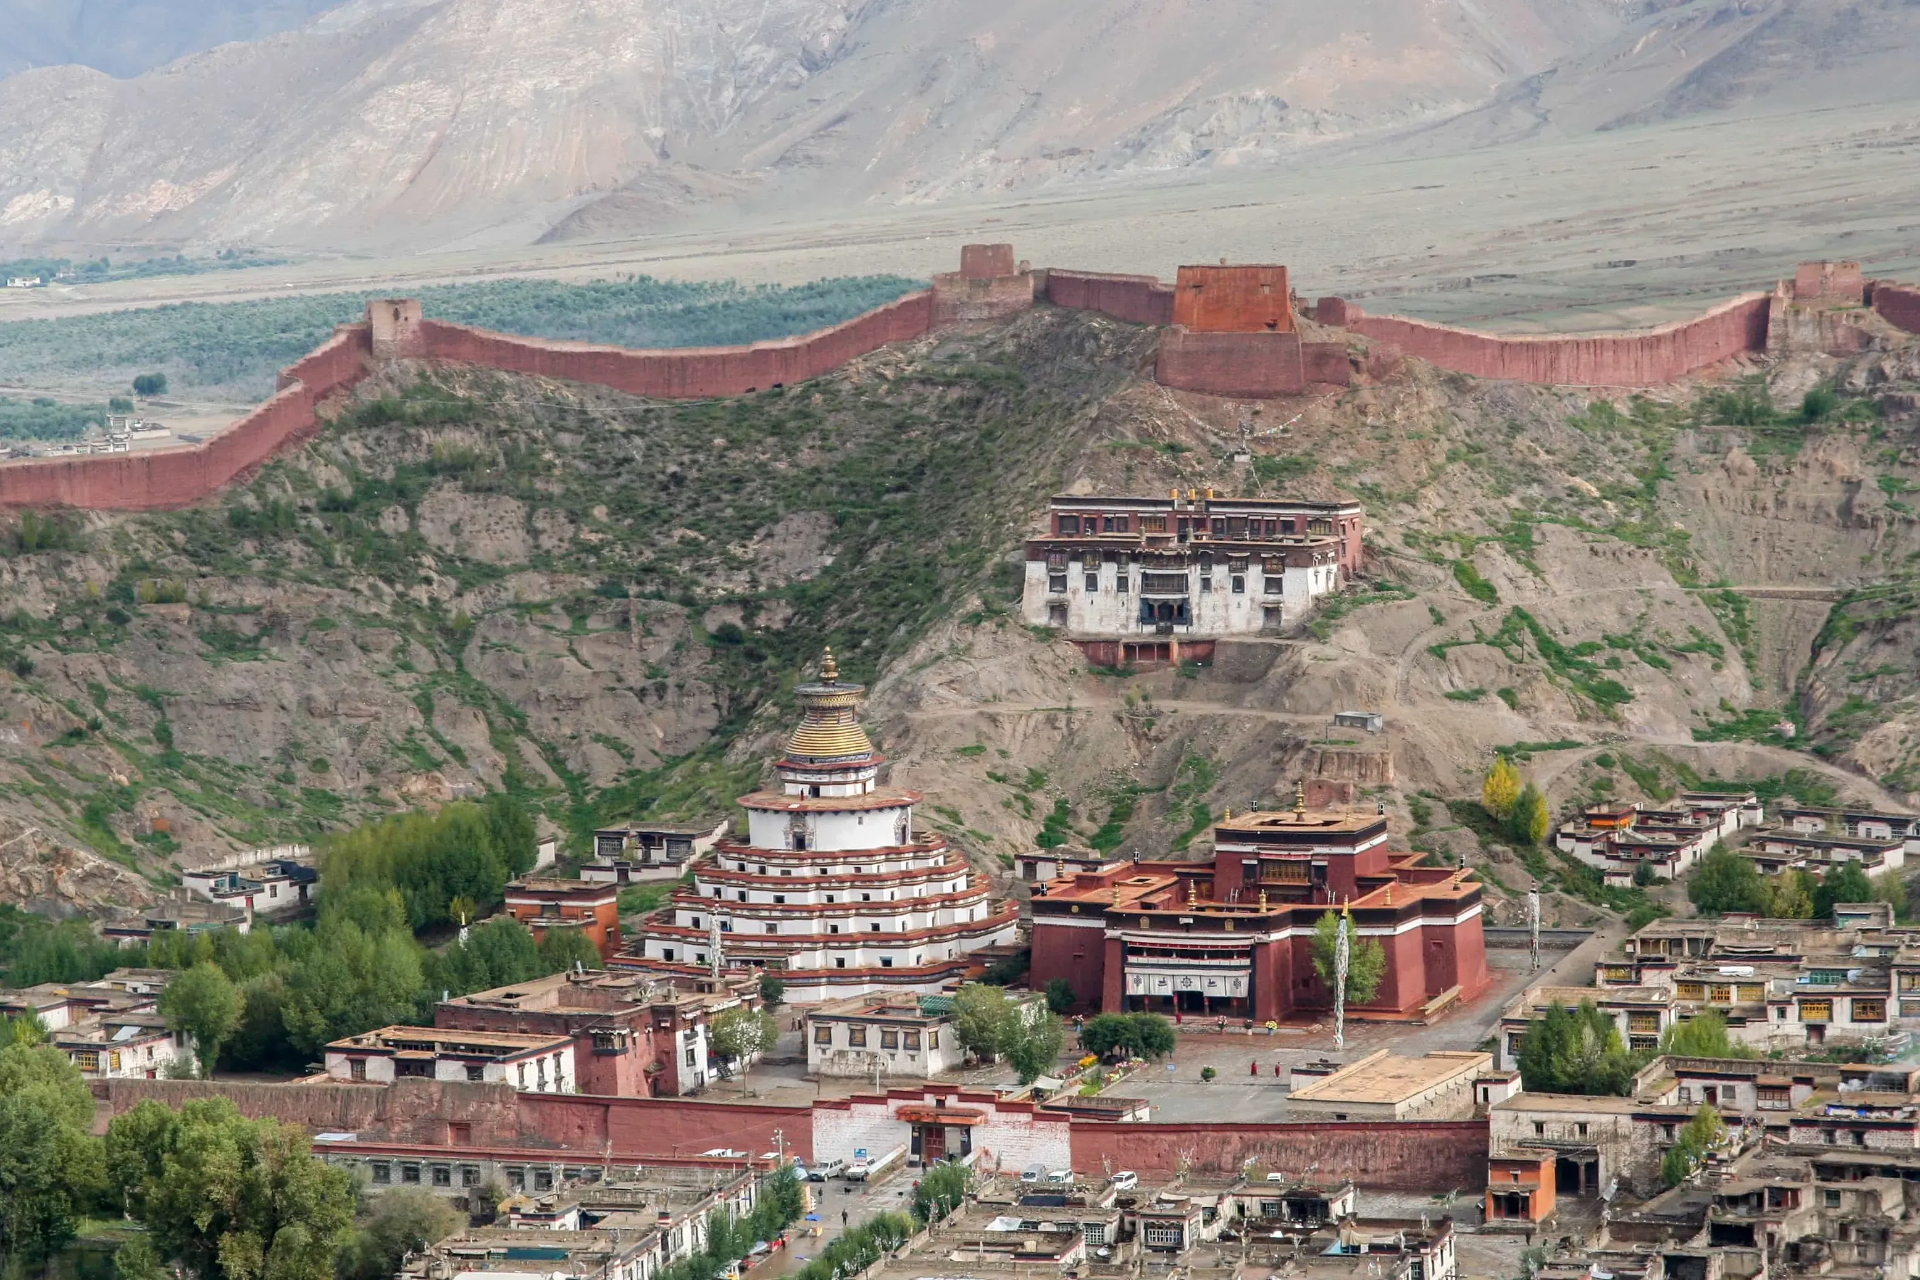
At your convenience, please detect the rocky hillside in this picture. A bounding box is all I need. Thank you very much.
[3,305,1919,919]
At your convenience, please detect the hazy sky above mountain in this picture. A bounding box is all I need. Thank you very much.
[0,0,346,78]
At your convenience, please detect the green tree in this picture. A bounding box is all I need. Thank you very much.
[759,973,785,1009]
[131,373,168,397]
[279,915,425,1059]
[1763,868,1816,919]
[1661,1104,1728,1187]
[952,983,1019,1061]
[1310,910,1386,1005]
[1005,1012,1065,1085]
[337,1189,462,1280]
[536,927,603,974]
[1688,847,1767,916]
[1814,863,1876,919]
[114,1235,168,1280]
[107,1097,355,1280]
[1510,783,1550,847]
[160,961,243,1077]
[1659,1011,1756,1060]
[912,1160,969,1222]
[709,1008,779,1066]
[1632,860,1657,888]
[1873,869,1908,921]
[1044,978,1075,1013]
[0,1042,106,1270]
[1078,1012,1175,1061]
[1514,1001,1637,1095]
[1483,757,1521,820]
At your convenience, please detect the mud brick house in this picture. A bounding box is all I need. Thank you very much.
[504,878,622,960]
[435,969,761,1097]
[1554,792,1761,881]
[585,819,729,885]
[1027,792,1488,1019]
[323,1026,576,1091]
[1021,492,1363,666]
[619,650,1018,1001]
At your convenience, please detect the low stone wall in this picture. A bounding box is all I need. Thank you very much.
[95,1077,529,1146]
[1345,294,1772,386]
[1069,1118,1489,1188]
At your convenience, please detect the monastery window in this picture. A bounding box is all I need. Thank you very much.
[765,924,778,935]
[1853,998,1886,1022]
[1118,572,1130,593]
[782,868,793,876]
[738,892,748,902]
[1739,984,1765,1002]
[870,924,882,932]
[929,1031,940,1048]
[466,1065,484,1082]
[401,1165,421,1184]
[904,1031,922,1050]
[463,1166,480,1187]
[849,1026,867,1047]
[1085,573,1100,592]
[1801,999,1832,1022]
[1200,576,1212,593]
[1228,517,1247,538]
[881,958,894,968]
[1143,516,1167,533]
[371,1163,390,1184]
[433,1166,452,1187]
[862,893,873,902]
[396,1059,431,1078]
[350,1059,367,1082]
[830,925,841,934]
[1048,574,1067,594]
[835,958,846,968]
[1900,973,1920,992]
[826,897,837,905]
[1709,984,1733,1004]
[1281,519,1296,533]
[661,949,675,962]
[774,895,786,904]
[814,1025,833,1045]
[1677,982,1705,1001]
[1059,516,1082,535]
[881,1030,899,1049]
[1211,518,1227,536]
[1231,575,1246,594]
[684,1047,696,1067]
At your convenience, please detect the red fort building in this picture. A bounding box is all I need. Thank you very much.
[1028,790,1490,1020]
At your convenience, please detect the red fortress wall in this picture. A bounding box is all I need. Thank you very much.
[1070,1119,1489,1187]
[1043,270,1175,326]
[1875,283,1920,336]
[1336,294,1773,386]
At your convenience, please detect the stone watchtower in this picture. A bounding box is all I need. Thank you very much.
[931,243,1036,326]
[368,298,424,359]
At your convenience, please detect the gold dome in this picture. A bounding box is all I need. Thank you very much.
[784,649,875,762]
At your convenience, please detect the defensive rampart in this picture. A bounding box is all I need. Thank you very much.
[409,290,935,399]
[1339,293,1773,386]
[1068,1118,1489,1187]
[1875,283,1920,336]
[1042,269,1174,326]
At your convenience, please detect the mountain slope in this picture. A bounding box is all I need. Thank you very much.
[0,0,349,80]
[3,306,1919,919]
[0,0,1635,251]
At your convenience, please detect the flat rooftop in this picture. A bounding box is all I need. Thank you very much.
[1217,808,1384,836]
[1289,1050,1488,1104]
[329,1026,574,1054]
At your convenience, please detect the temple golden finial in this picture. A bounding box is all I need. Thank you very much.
[1187,878,1198,906]
[1258,889,1269,912]
[821,647,838,683]
[1293,778,1306,820]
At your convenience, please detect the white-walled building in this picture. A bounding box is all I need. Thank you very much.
[1019,493,1362,665]
[813,1085,1075,1171]
[618,650,1019,1002]
[324,1026,575,1091]
[806,993,960,1079]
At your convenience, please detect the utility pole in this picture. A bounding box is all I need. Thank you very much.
[774,1128,785,1166]
[1333,911,1350,1052]
[1528,886,1541,972]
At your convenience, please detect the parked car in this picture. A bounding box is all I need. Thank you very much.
[808,1159,848,1182]
[1047,1170,1074,1185]
[1020,1164,1046,1183]
[1110,1171,1139,1192]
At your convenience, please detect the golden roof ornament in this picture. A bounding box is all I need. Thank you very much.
[1293,779,1306,821]
[821,647,839,683]
[1258,889,1269,912]
[1187,878,1198,906]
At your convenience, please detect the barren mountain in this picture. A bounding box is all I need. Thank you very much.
[0,0,347,80]
[0,0,1637,252]
[3,303,1919,923]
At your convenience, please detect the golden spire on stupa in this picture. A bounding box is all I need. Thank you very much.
[784,648,873,762]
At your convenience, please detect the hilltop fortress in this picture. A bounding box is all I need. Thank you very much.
[2,245,1917,512]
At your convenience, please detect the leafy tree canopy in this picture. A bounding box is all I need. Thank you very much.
[1310,910,1386,1005]
[1688,847,1767,916]
[1078,1012,1176,1062]
[1515,1000,1638,1096]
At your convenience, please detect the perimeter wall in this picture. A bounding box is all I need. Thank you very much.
[1343,294,1774,387]
[1876,283,1920,336]
[1069,1118,1490,1187]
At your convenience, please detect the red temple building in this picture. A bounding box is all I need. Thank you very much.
[1028,791,1489,1020]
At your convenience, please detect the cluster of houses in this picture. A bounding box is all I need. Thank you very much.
[1556,796,1919,885]
[0,967,193,1078]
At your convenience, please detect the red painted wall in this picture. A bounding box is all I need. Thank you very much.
[1158,330,1304,397]
[413,291,933,400]
[1070,1119,1488,1187]
[961,244,1017,279]
[1044,270,1175,326]
[1171,266,1295,333]
[1875,283,1920,335]
[1029,921,1107,1013]
[0,325,372,510]
[1350,294,1771,386]
[515,1093,815,1161]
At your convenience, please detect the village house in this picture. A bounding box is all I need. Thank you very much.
[584,819,728,885]
[435,968,761,1096]
[1283,1049,1492,1120]
[1027,789,1488,1020]
[1497,983,1679,1068]
[504,878,622,960]
[1554,793,1761,881]
[181,856,316,915]
[101,894,250,946]
[322,1026,576,1091]
[1020,492,1363,666]
[620,651,1018,1002]
[804,992,961,1080]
